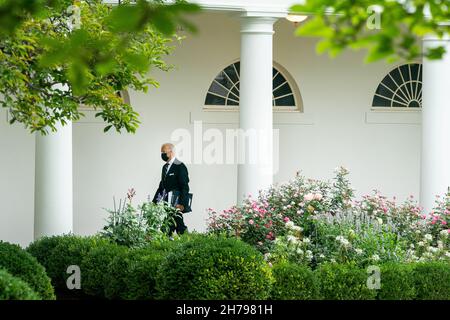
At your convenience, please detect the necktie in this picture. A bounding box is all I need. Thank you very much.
[163,163,169,179]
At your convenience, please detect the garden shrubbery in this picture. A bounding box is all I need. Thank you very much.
[0,268,40,300]
[6,232,450,300]
[0,241,55,300]
[119,240,179,300]
[27,235,111,292]
[316,263,377,300]
[413,262,450,300]
[9,165,450,301]
[271,262,320,300]
[155,235,273,300]
[81,243,128,297]
[377,263,416,300]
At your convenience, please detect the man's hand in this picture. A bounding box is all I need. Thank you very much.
[176,204,184,212]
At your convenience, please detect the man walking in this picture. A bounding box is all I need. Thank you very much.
[152,143,190,235]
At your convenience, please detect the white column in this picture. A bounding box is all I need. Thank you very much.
[237,14,278,203]
[34,121,73,239]
[420,35,450,213]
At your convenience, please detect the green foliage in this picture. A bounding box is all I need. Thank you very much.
[413,262,450,300]
[377,263,416,300]
[0,0,200,134]
[27,235,110,291]
[156,235,273,300]
[101,194,178,248]
[271,262,320,300]
[292,0,450,63]
[0,268,40,300]
[114,240,177,300]
[0,241,55,300]
[104,248,133,300]
[81,242,128,297]
[316,263,377,300]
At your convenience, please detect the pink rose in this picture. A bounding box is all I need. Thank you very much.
[284,217,290,223]
[249,219,254,225]
[314,193,323,201]
[304,193,314,201]
[442,220,448,225]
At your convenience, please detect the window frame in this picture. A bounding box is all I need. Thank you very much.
[371,62,423,112]
[203,60,303,113]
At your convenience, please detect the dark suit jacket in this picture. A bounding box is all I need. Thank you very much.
[152,158,190,213]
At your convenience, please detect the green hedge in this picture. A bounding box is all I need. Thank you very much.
[316,263,377,300]
[0,241,55,300]
[27,235,111,291]
[81,243,128,297]
[377,263,416,300]
[413,262,450,300]
[271,262,320,300]
[105,241,174,300]
[156,235,273,300]
[0,268,40,300]
[23,234,450,301]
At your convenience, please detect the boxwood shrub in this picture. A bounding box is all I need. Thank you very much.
[316,263,377,300]
[26,235,68,273]
[81,243,128,298]
[105,236,200,300]
[0,241,55,300]
[27,235,111,291]
[155,235,273,300]
[377,263,416,300]
[0,268,40,300]
[121,240,180,300]
[271,262,321,300]
[413,262,450,300]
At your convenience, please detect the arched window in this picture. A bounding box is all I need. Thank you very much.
[372,63,422,109]
[204,61,302,110]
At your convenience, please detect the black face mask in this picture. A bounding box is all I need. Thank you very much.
[161,152,170,162]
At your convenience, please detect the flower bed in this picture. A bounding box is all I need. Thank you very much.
[208,168,450,268]
[3,168,450,300]
[0,231,447,300]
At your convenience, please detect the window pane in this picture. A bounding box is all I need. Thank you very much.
[372,95,391,107]
[223,65,239,84]
[275,94,295,106]
[216,72,235,90]
[227,99,239,106]
[205,94,226,105]
[209,81,228,97]
[375,84,393,100]
[273,82,292,98]
[273,73,286,91]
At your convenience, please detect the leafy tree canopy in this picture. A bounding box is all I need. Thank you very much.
[0,0,200,134]
[292,0,450,63]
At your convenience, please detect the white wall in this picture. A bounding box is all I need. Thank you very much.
[0,12,421,246]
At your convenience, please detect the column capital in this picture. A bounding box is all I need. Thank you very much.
[240,15,280,34]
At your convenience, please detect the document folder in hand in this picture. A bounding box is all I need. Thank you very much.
[168,191,193,213]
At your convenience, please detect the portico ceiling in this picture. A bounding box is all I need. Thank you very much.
[189,0,303,13]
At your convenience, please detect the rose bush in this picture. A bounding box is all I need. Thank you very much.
[207,168,450,267]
